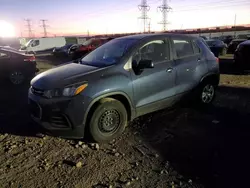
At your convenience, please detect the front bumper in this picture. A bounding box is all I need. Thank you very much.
[28,88,88,139]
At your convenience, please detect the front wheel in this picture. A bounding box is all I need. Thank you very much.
[87,98,127,143]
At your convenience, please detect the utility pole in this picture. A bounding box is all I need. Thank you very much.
[234,14,237,37]
[138,0,150,33]
[157,0,172,31]
[24,19,33,38]
[148,20,151,33]
[40,19,49,37]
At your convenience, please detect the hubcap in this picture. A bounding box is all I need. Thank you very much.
[10,71,24,85]
[201,84,215,104]
[98,109,120,133]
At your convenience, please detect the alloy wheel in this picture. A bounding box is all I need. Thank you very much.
[201,84,215,104]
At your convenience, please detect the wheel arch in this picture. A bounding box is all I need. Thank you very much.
[200,73,220,86]
[83,92,134,130]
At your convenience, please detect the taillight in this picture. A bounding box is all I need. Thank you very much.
[216,57,219,63]
[24,55,36,62]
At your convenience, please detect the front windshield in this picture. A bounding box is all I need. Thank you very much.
[81,38,137,67]
[25,39,34,47]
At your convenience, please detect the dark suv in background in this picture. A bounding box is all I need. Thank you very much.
[234,40,250,71]
[28,34,220,143]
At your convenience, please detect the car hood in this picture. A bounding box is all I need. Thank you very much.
[31,62,99,89]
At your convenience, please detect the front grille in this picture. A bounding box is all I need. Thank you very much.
[29,99,41,119]
[31,87,44,96]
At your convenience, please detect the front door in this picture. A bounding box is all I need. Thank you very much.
[131,38,176,117]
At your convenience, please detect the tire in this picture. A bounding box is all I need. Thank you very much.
[196,82,216,107]
[87,98,127,143]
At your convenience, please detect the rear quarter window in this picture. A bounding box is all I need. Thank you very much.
[192,40,201,54]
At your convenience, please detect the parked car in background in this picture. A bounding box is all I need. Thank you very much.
[205,39,227,57]
[69,38,114,60]
[219,35,234,45]
[0,47,38,85]
[234,40,250,72]
[236,34,250,40]
[52,44,74,57]
[20,37,66,54]
[227,39,247,54]
[200,36,208,40]
[28,34,219,143]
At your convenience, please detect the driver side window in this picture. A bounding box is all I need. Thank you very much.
[132,40,169,65]
[31,40,40,47]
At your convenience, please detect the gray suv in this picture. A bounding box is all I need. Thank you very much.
[28,34,220,143]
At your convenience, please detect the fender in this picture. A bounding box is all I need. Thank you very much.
[82,91,135,126]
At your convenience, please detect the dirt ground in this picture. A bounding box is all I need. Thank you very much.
[0,56,250,188]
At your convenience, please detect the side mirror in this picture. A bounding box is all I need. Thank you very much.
[137,59,154,69]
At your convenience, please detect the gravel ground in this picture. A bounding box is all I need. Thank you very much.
[0,56,249,188]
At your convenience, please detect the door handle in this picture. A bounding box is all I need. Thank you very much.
[166,68,173,73]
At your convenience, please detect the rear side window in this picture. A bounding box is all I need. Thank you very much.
[173,39,194,58]
[192,40,201,54]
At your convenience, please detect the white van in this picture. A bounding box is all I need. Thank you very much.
[21,37,66,53]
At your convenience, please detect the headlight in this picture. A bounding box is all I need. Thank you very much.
[43,83,88,98]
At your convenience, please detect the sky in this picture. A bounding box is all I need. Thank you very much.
[0,0,250,37]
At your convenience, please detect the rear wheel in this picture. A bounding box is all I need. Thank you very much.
[194,82,216,107]
[87,98,127,143]
[200,84,215,104]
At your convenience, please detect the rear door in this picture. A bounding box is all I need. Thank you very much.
[131,37,176,116]
[171,36,204,94]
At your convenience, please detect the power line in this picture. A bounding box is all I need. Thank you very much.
[138,0,150,33]
[158,0,172,31]
[40,19,49,37]
[24,19,33,38]
[172,0,248,9]
[173,1,250,12]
